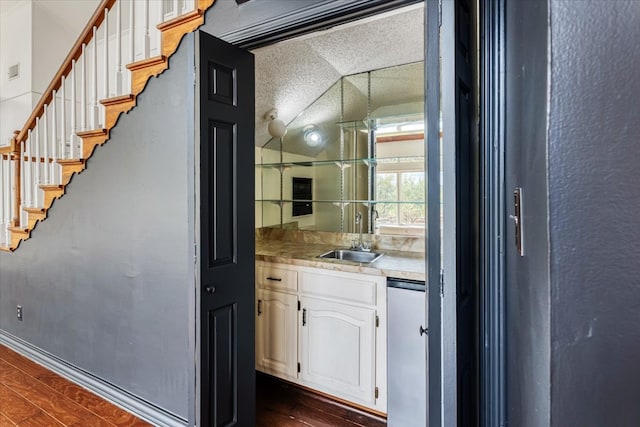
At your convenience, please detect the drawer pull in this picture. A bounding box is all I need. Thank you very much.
[266,277,282,282]
[258,300,262,316]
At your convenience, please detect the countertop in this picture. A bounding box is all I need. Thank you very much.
[255,238,426,282]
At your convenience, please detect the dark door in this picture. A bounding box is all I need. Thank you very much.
[455,0,478,425]
[199,31,255,427]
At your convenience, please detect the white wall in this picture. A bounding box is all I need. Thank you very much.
[0,0,100,143]
[0,1,33,143]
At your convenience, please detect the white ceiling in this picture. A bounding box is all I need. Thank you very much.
[252,3,425,147]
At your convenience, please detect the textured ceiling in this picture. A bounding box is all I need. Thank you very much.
[252,3,424,147]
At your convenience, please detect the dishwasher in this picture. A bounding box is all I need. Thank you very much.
[387,277,427,426]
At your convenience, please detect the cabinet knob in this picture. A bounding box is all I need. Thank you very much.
[419,325,428,336]
[205,285,216,294]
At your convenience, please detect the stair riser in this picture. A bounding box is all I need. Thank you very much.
[103,99,136,130]
[80,134,109,160]
[42,189,65,210]
[60,164,87,186]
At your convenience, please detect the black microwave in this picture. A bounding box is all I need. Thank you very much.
[292,177,312,216]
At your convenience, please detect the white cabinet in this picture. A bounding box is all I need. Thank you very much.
[255,261,387,412]
[255,264,298,380]
[299,297,376,406]
[256,289,299,380]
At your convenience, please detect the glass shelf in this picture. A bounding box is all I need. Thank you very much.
[256,199,426,205]
[256,156,424,169]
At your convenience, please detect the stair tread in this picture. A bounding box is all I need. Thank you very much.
[24,207,46,213]
[100,94,136,106]
[57,159,85,165]
[76,128,108,137]
[7,226,29,233]
[126,55,167,71]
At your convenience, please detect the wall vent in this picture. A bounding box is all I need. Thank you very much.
[8,63,19,80]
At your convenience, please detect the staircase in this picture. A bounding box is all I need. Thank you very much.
[0,0,215,252]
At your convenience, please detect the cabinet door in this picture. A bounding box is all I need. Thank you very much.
[300,297,376,406]
[256,289,298,380]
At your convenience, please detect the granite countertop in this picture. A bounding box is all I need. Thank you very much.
[255,238,426,282]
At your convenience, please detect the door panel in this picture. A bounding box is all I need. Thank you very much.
[300,297,376,406]
[199,31,255,427]
[206,305,237,426]
[256,289,298,379]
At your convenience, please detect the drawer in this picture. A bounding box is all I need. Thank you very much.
[256,264,298,292]
[300,270,377,306]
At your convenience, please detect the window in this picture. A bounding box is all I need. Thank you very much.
[375,166,425,235]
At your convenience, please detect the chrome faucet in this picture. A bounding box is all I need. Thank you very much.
[355,212,364,250]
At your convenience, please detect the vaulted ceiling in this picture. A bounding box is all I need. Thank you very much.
[252,3,425,147]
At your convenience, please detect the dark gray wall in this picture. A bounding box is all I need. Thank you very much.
[548,1,640,425]
[202,0,331,39]
[504,1,550,426]
[0,36,196,420]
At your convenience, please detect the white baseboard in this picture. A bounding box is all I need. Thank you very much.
[0,331,188,427]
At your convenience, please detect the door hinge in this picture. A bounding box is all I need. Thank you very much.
[375,387,379,399]
[439,269,444,298]
[298,300,301,311]
[297,363,301,373]
[375,315,379,328]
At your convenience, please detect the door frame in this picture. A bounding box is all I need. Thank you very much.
[194,1,483,425]
[425,0,442,425]
[479,0,507,426]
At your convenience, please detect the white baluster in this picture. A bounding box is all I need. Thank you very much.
[0,156,5,245]
[104,9,110,99]
[143,0,150,58]
[61,76,66,159]
[71,60,77,159]
[51,91,58,183]
[4,156,9,239]
[130,0,135,64]
[34,118,41,207]
[19,141,24,225]
[43,105,49,184]
[115,1,123,95]
[92,26,99,128]
[81,43,87,131]
[25,131,32,208]
[173,0,179,18]
[8,155,12,227]
[160,0,165,24]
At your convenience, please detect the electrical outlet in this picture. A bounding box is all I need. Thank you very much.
[16,305,23,321]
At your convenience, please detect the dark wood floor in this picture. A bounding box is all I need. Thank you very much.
[1,344,385,426]
[0,345,150,426]
[256,373,386,427]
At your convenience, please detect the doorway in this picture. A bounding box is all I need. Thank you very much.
[197,0,481,425]
[250,3,429,424]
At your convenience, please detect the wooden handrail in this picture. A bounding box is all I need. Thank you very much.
[14,0,116,146]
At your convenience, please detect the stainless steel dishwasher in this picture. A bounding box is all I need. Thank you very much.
[387,278,427,426]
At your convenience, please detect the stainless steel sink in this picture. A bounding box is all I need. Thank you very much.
[317,249,384,264]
